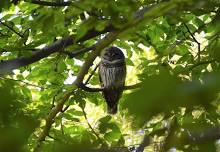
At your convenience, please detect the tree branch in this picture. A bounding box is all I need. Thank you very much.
[0,20,24,38]
[33,30,122,152]
[183,23,201,62]
[33,29,123,151]
[63,46,94,58]
[24,0,71,6]
[0,0,189,75]
[78,82,141,92]
[165,10,220,55]
[0,25,115,75]
[78,84,103,92]
[0,76,45,89]
[24,0,93,13]
[178,59,216,74]
[74,1,189,91]
[81,106,107,146]
[33,91,73,152]
[74,1,180,85]
[165,126,220,150]
[124,83,141,90]
[0,36,74,75]
[33,2,191,151]
[85,63,100,85]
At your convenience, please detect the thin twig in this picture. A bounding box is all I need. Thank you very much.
[183,23,201,62]
[33,3,190,151]
[0,25,115,75]
[85,63,100,85]
[63,46,94,58]
[0,76,45,89]
[61,105,70,113]
[180,59,216,74]
[78,83,141,92]
[0,31,8,37]
[33,91,73,152]
[51,88,63,109]
[77,84,103,92]
[81,107,107,146]
[124,83,141,90]
[0,20,24,38]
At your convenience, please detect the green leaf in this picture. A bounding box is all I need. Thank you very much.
[98,115,112,124]
[194,17,204,27]
[0,0,11,12]
[95,21,108,31]
[126,58,134,66]
[76,18,96,40]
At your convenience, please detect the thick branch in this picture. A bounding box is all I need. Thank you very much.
[33,30,122,152]
[24,0,71,6]
[74,1,192,89]
[33,2,191,151]
[0,25,115,75]
[74,1,181,85]
[0,36,74,75]
[33,91,73,152]
[0,0,187,75]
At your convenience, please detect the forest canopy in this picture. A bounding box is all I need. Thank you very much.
[0,0,220,152]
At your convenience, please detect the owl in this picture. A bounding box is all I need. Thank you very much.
[99,46,126,114]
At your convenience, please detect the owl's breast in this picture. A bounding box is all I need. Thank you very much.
[99,63,126,89]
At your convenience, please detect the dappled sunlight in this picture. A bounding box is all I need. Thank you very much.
[0,0,220,152]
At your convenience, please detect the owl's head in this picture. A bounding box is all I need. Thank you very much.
[102,46,125,61]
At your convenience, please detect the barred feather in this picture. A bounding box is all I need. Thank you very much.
[99,65,126,89]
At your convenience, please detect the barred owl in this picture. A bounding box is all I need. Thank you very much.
[99,46,126,114]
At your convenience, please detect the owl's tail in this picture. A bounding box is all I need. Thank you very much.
[103,89,120,114]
